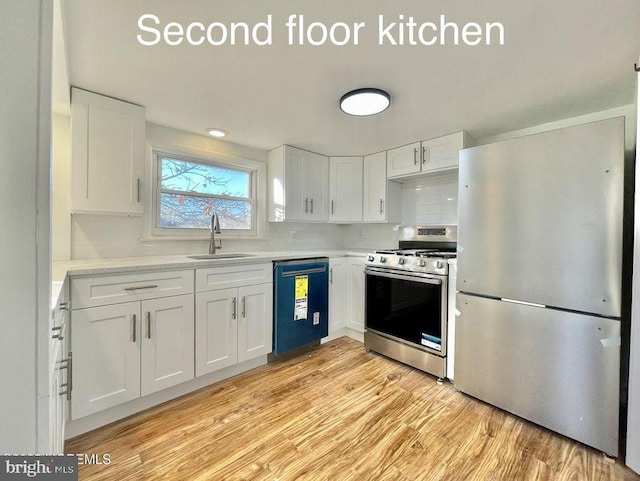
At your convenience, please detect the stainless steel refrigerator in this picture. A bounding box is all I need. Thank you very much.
[455,117,624,455]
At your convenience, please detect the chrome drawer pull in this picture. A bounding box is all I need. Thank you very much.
[124,284,159,291]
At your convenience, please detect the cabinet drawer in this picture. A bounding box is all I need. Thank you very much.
[196,263,273,292]
[71,270,194,309]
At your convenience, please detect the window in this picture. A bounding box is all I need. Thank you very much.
[155,152,256,233]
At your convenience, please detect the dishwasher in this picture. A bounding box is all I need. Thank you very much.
[273,258,329,356]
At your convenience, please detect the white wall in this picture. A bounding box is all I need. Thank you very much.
[0,0,52,452]
[52,114,71,261]
[401,173,459,225]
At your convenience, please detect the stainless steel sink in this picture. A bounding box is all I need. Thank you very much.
[187,253,257,260]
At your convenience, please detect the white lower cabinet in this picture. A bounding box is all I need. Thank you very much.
[50,281,69,453]
[328,257,347,334]
[346,257,366,332]
[72,302,141,419]
[195,264,273,377]
[71,293,194,419]
[141,295,195,396]
[327,257,365,337]
[237,283,273,363]
[195,288,239,375]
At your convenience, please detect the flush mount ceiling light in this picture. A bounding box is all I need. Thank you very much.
[206,128,228,138]
[339,88,391,116]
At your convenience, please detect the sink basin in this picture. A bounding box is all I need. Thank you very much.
[188,253,257,260]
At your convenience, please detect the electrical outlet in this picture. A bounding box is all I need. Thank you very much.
[313,312,320,325]
[289,230,296,240]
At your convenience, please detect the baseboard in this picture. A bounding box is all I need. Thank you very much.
[65,356,267,439]
[344,328,364,343]
[322,328,364,344]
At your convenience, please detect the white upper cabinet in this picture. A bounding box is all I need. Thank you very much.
[386,141,422,178]
[71,88,145,214]
[387,132,476,180]
[363,151,401,223]
[329,156,363,223]
[268,145,329,222]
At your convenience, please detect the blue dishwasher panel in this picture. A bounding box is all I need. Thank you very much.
[273,258,329,355]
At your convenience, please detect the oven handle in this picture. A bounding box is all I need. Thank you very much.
[364,267,443,285]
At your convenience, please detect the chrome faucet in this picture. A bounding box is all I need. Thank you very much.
[208,212,222,254]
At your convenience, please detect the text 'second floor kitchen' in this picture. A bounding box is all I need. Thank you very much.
[66,338,640,481]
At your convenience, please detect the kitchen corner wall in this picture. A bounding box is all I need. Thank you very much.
[342,173,459,250]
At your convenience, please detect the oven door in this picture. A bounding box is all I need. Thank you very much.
[365,266,447,356]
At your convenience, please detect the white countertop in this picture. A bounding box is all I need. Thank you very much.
[51,249,368,306]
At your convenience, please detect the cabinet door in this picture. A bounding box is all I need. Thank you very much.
[195,288,238,376]
[363,152,387,222]
[71,88,145,214]
[328,257,347,333]
[237,284,273,363]
[387,142,421,178]
[421,132,465,173]
[346,258,366,332]
[141,295,195,396]
[49,335,67,454]
[284,146,307,221]
[71,302,141,419]
[329,157,363,222]
[305,151,330,221]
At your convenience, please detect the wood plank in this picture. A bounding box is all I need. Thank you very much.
[66,337,640,481]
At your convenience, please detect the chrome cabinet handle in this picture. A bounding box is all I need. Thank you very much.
[146,312,151,339]
[232,297,237,320]
[331,200,334,215]
[310,198,314,214]
[124,284,158,291]
[413,147,418,165]
[330,267,333,284]
[59,353,73,400]
[304,198,309,213]
[380,198,384,214]
[137,178,141,202]
[241,296,246,318]
[422,146,427,164]
[132,314,137,342]
[52,325,63,340]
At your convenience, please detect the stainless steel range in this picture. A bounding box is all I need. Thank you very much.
[364,225,456,380]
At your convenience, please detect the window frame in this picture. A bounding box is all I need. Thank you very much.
[142,140,266,241]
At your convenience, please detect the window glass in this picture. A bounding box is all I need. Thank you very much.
[158,155,253,230]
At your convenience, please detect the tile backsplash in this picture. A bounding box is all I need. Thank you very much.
[401,173,458,225]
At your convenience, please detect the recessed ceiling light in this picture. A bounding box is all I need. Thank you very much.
[340,88,391,116]
[206,128,228,138]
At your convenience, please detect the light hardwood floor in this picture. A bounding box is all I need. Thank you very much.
[66,337,640,481]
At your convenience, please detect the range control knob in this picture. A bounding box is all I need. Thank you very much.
[419,259,426,267]
[398,258,406,265]
[368,255,375,262]
[379,256,387,263]
[436,261,444,269]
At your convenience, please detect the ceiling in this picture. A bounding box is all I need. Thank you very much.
[61,0,640,156]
